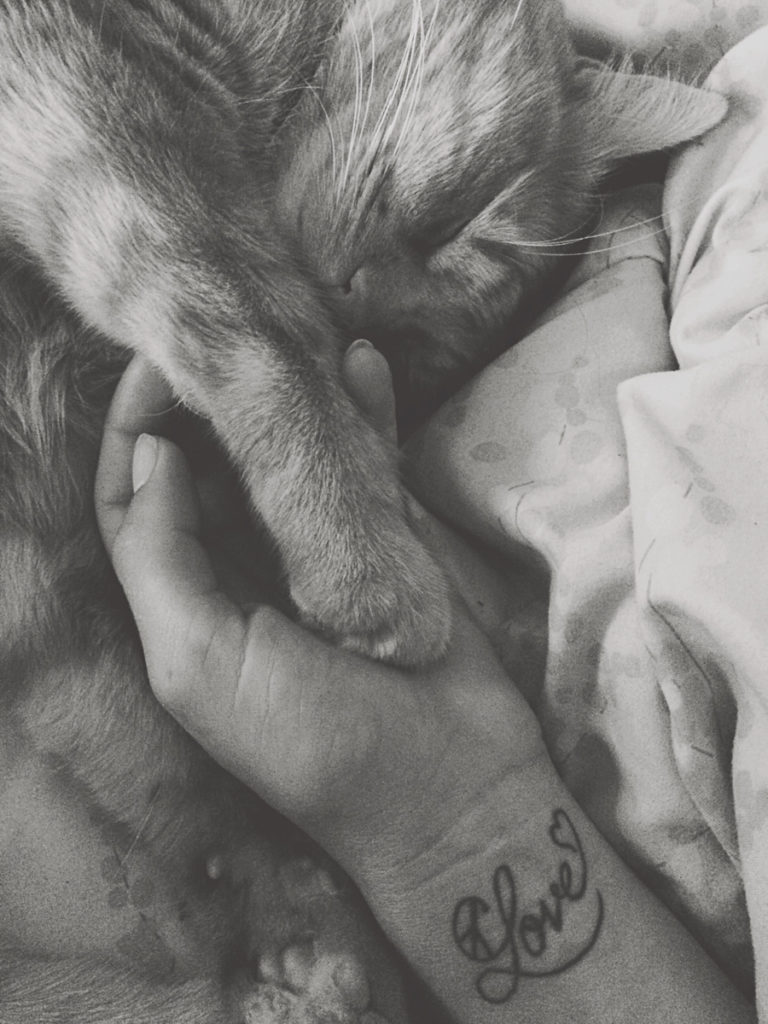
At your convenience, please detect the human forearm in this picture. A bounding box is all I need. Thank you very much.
[358,761,755,1024]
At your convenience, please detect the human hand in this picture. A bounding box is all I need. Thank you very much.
[95,343,551,893]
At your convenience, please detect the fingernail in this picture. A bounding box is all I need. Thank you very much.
[347,338,374,356]
[132,434,158,492]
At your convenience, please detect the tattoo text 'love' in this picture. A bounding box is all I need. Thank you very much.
[451,808,604,1004]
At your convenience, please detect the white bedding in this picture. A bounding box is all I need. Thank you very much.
[408,23,768,1012]
[564,0,768,78]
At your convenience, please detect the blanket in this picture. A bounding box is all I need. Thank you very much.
[407,21,768,1014]
[564,0,768,77]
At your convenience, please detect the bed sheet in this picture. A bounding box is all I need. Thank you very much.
[564,0,768,78]
[408,24,768,1011]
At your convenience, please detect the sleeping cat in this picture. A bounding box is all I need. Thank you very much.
[0,0,726,668]
[0,0,726,1021]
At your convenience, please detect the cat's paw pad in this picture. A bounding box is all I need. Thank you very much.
[248,942,376,1023]
[242,983,298,1024]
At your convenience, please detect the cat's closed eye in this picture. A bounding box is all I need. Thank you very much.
[337,212,473,296]
[413,215,472,253]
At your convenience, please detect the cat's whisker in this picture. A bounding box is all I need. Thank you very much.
[499,184,717,253]
[97,0,106,43]
[364,0,419,171]
[349,0,429,208]
[348,0,380,205]
[356,0,378,179]
[513,222,669,258]
[512,201,679,248]
[389,1,422,161]
[388,0,429,161]
[391,0,432,162]
[339,2,366,204]
[475,187,674,258]
[509,0,526,38]
[305,83,339,201]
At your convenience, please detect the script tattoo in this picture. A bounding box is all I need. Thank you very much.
[451,808,604,1004]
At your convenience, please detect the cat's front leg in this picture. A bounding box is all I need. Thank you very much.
[205,330,453,666]
[0,7,451,666]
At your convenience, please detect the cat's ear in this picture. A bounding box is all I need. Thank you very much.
[574,58,728,165]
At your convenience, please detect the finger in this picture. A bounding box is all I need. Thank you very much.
[116,442,373,829]
[106,431,530,844]
[95,356,178,554]
[110,433,234,675]
[105,432,346,781]
[342,339,397,443]
[106,430,286,763]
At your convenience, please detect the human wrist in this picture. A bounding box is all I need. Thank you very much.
[349,768,755,1024]
[348,748,562,920]
[290,621,553,896]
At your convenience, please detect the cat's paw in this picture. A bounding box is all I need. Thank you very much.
[290,516,452,667]
[247,943,374,1023]
[210,851,409,1023]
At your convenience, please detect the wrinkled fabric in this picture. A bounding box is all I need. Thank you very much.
[408,27,768,1009]
[564,0,768,78]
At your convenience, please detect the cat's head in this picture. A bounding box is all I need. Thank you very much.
[275,0,725,417]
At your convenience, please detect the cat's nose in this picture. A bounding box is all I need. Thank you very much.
[334,266,369,330]
[338,266,365,300]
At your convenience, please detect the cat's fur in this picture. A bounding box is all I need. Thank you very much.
[0,0,726,1021]
[0,0,726,667]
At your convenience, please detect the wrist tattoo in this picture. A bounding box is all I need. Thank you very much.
[451,808,604,1004]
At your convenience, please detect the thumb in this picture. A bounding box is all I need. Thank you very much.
[110,433,249,722]
[107,432,339,810]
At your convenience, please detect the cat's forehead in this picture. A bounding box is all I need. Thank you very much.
[327,0,564,122]
[322,0,569,212]
[276,0,576,267]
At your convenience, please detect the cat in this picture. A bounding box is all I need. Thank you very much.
[0,0,726,668]
[0,0,726,1021]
